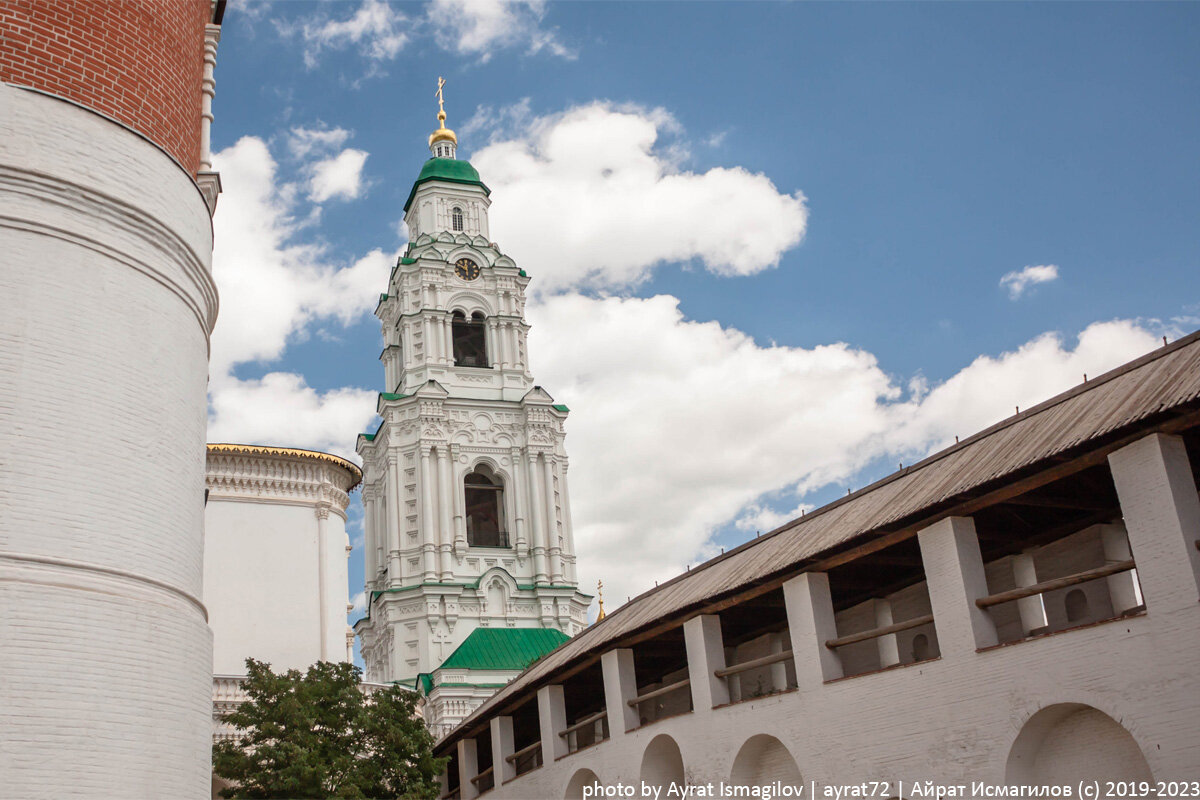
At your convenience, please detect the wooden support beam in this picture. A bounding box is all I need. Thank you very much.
[824,614,935,649]
[976,560,1135,609]
[627,678,690,708]
[558,710,607,739]
[714,648,795,678]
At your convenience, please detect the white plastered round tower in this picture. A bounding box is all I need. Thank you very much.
[0,2,222,796]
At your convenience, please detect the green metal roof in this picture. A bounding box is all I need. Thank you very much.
[380,392,409,402]
[552,404,570,413]
[403,158,490,213]
[439,628,568,672]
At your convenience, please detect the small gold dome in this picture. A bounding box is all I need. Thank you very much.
[429,110,458,147]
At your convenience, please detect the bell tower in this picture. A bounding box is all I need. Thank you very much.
[355,82,592,707]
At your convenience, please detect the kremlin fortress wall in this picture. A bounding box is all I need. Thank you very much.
[0,1,221,796]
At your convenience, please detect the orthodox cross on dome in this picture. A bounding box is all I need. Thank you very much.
[596,579,606,621]
[428,75,458,158]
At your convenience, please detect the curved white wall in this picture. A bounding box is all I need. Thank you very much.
[0,85,217,797]
[203,445,359,675]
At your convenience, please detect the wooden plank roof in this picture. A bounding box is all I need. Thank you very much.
[438,330,1200,750]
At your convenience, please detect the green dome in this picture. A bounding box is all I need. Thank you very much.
[403,157,490,213]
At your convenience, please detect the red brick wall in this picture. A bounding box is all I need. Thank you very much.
[0,0,211,175]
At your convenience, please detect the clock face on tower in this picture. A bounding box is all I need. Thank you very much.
[455,257,481,281]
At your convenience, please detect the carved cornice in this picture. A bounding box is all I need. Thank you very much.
[205,443,362,510]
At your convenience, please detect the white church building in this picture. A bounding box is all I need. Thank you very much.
[355,97,592,737]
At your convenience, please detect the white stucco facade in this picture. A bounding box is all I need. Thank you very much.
[204,443,362,675]
[356,129,591,731]
[0,83,218,797]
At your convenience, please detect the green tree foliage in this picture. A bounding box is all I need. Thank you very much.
[213,659,447,799]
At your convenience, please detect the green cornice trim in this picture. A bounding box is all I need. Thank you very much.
[400,257,417,265]
[369,581,584,601]
[552,404,570,412]
[518,269,528,277]
[380,392,410,402]
[356,581,589,625]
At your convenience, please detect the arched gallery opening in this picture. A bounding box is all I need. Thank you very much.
[564,768,602,800]
[640,734,685,792]
[1006,703,1153,785]
[729,734,803,789]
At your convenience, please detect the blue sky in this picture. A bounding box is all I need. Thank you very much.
[207,1,1200,635]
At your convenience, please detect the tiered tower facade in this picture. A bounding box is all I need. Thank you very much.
[355,90,590,692]
[0,1,222,797]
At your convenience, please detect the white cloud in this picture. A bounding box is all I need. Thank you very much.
[208,137,386,458]
[528,293,1161,609]
[884,319,1161,455]
[734,502,815,535]
[308,148,370,202]
[285,0,410,69]
[427,0,574,61]
[350,591,367,615]
[289,126,352,159]
[1000,264,1059,299]
[207,373,377,461]
[210,137,385,375]
[280,0,571,74]
[470,103,809,291]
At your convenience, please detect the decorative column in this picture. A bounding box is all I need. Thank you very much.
[538,684,569,762]
[1012,551,1049,634]
[199,24,220,171]
[485,319,499,368]
[498,320,511,369]
[873,598,900,668]
[374,486,387,584]
[683,614,729,711]
[917,515,998,654]
[386,455,403,581]
[782,572,842,686]
[600,648,640,738]
[420,447,437,580]
[560,459,577,582]
[316,504,330,661]
[362,489,377,587]
[1109,433,1200,611]
[442,314,453,366]
[527,451,548,583]
[511,446,529,556]
[543,456,562,582]
[451,444,467,555]
[437,447,454,577]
